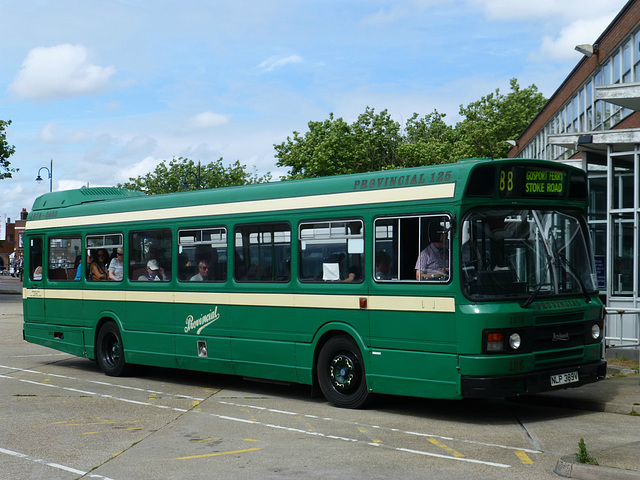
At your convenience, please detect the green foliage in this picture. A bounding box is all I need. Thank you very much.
[275,79,547,179]
[576,438,598,465]
[0,120,17,180]
[275,108,404,179]
[454,78,547,159]
[119,157,271,194]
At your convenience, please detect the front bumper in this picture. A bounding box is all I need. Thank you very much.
[461,360,607,398]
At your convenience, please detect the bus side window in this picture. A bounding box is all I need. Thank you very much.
[29,237,43,281]
[86,233,124,282]
[374,215,451,282]
[299,220,364,283]
[178,227,227,282]
[130,229,172,282]
[48,236,82,281]
[235,223,291,282]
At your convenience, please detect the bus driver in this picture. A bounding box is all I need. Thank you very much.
[415,223,449,281]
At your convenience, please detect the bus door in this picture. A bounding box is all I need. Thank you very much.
[23,236,45,323]
[370,215,458,395]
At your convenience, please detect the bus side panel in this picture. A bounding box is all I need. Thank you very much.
[121,295,176,367]
[370,309,457,353]
[174,299,234,374]
[231,337,298,382]
[175,335,234,375]
[23,323,87,358]
[45,294,84,327]
[368,350,461,399]
[294,342,314,385]
[123,331,178,369]
[23,293,45,324]
[227,304,368,383]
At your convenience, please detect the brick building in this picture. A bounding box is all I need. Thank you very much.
[0,208,27,275]
[508,0,640,350]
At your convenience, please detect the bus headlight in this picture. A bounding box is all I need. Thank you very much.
[591,323,601,340]
[509,333,521,350]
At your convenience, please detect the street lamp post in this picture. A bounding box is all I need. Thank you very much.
[35,159,53,192]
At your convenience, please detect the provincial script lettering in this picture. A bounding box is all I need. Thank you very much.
[185,306,220,334]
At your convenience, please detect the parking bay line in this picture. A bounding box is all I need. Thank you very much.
[1,374,512,469]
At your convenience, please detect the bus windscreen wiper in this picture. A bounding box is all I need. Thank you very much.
[521,259,549,309]
[557,252,591,303]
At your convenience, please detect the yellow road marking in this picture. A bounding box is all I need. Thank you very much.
[428,438,465,458]
[177,447,261,460]
[515,450,534,464]
[191,438,213,443]
[80,431,99,435]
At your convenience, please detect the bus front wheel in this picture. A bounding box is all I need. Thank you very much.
[96,322,129,376]
[317,335,370,409]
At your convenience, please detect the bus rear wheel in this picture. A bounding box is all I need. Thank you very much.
[96,322,129,376]
[317,335,370,409]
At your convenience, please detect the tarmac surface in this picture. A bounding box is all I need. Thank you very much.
[2,274,638,479]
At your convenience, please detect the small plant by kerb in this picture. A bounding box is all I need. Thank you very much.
[576,438,598,465]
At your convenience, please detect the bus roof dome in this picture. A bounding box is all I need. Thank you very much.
[31,187,146,211]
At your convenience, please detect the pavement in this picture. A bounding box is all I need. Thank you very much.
[1,275,638,478]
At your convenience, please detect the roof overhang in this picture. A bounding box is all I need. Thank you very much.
[596,83,640,111]
[549,128,640,153]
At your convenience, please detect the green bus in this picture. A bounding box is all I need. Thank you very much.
[22,158,606,408]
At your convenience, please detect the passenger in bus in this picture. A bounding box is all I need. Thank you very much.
[33,265,43,281]
[138,259,166,281]
[90,249,109,281]
[190,260,211,281]
[415,224,449,281]
[375,251,392,280]
[342,265,361,282]
[108,248,124,281]
[73,255,82,281]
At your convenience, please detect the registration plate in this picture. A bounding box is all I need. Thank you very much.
[550,371,579,386]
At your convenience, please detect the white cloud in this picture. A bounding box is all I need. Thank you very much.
[114,156,163,184]
[9,44,116,101]
[534,17,615,62]
[257,55,302,72]
[38,122,90,144]
[467,0,625,21]
[58,179,89,191]
[187,111,231,129]
[466,0,628,63]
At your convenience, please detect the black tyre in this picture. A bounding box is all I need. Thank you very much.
[317,335,370,409]
[96,322,129,376]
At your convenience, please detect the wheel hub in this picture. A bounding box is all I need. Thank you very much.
[330,354,354,389]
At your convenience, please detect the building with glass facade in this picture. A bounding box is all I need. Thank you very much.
[508,0,640,353]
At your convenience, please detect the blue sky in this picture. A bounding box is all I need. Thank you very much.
[0,0,629,220]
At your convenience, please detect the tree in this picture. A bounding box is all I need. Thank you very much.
[397,110,457,166]
[275,108,403,179]
[453,78,547,159]
[0,120,17,180]
[119,157,271,194]
[275,79,547,179]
